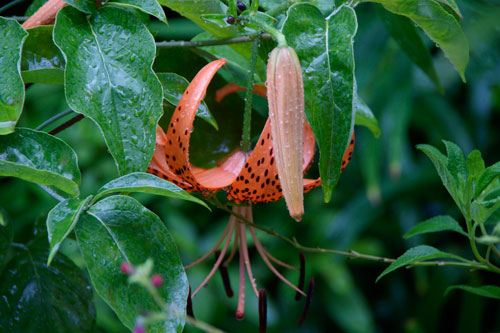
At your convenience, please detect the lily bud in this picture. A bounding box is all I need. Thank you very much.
[266,46,305,220]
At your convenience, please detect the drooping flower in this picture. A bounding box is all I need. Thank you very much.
[147,58,355,323]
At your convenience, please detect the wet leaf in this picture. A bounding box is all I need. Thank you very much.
[0,245,95,331]
[46,196,92,266]
[0,18,28,135]
[93,172,209,209]
[0,128,81,198]
[157,72,218,129]
[75,196,188,332]
[54,6,163,175]
[283,4,357,202]
[64,0,167,22]
[21,25,65,85]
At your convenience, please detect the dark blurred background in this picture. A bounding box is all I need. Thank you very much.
[2,0,500,332]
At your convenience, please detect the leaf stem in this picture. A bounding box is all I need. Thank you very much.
[49,114,85,136]
[10,15,28,22]
[35,109,74,131]
[0,0,26,14]
[248,17,287,47]
[155,33,271,49]
[241,35,260,152]
[211,198,491,272]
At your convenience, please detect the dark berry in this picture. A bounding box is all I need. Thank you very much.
[226,15,235,24]
[237,0,247,11]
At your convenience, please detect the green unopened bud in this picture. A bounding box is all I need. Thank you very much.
[266,46,305,220]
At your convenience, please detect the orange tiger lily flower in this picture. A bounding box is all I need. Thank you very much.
[148,58,354,206]
[147,58,355,323]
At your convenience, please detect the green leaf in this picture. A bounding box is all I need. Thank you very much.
[443,140,467,185]
[21,25,65,85]
[157,73,218,130]
[283,4,357,202]
[355,94,380,138]
[0,18,28,135]
[466,150,485,184]
[368,0,469,81]
[417,144,461,209]
[54,6,163,175]
[46,196,92,266]
[25,0,48,16]
[435,0,462,19]
[64,0,167,21]
[403,215,467,239]
[0,128,81,198]
[0,211,13,271]
[476,235,500,245]
[93,172,209,209]
[376,5,442,91]
[377,245,463,282]
[157,0,234,38]
[192,31,265,87]
[446,285,500,300]
[75,196,188,332]
[0,245,96,331]
[474,161,500,199]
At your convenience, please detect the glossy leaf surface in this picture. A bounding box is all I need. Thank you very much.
[283,4,357,202]
[377,245,463,281]
[368,0,469,81]
[0,128,81,198]
[63,0,167,22]
[54,6,163,175]
[377,6,441,91]
[94,172,209,209]
[0,246,95,331]
[46,196,92,265]
[21,25,65,85]
[403,215,467,239]
[75,196,188,332]
[0,18,28,135]
[157,72,218,129]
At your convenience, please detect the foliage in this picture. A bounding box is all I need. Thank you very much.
[1,0,500,332]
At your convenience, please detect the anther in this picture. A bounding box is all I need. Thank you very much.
[298,278,315,326]
[187,285,195,318]
[215,251,234,297]
[259,289,267,333]
[295,252,305,301]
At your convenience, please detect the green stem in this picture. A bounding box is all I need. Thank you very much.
[248,16,287,47]
[35,109,73,131]
[211,199,490,272]
[11,15,28,22]
[241,35,260,152]
[155,33,271,49]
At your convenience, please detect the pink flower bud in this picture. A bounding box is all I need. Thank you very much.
[133,325,145,333]
[120,262,135,275]
[151,274,164,287]
[266,46,305,220]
